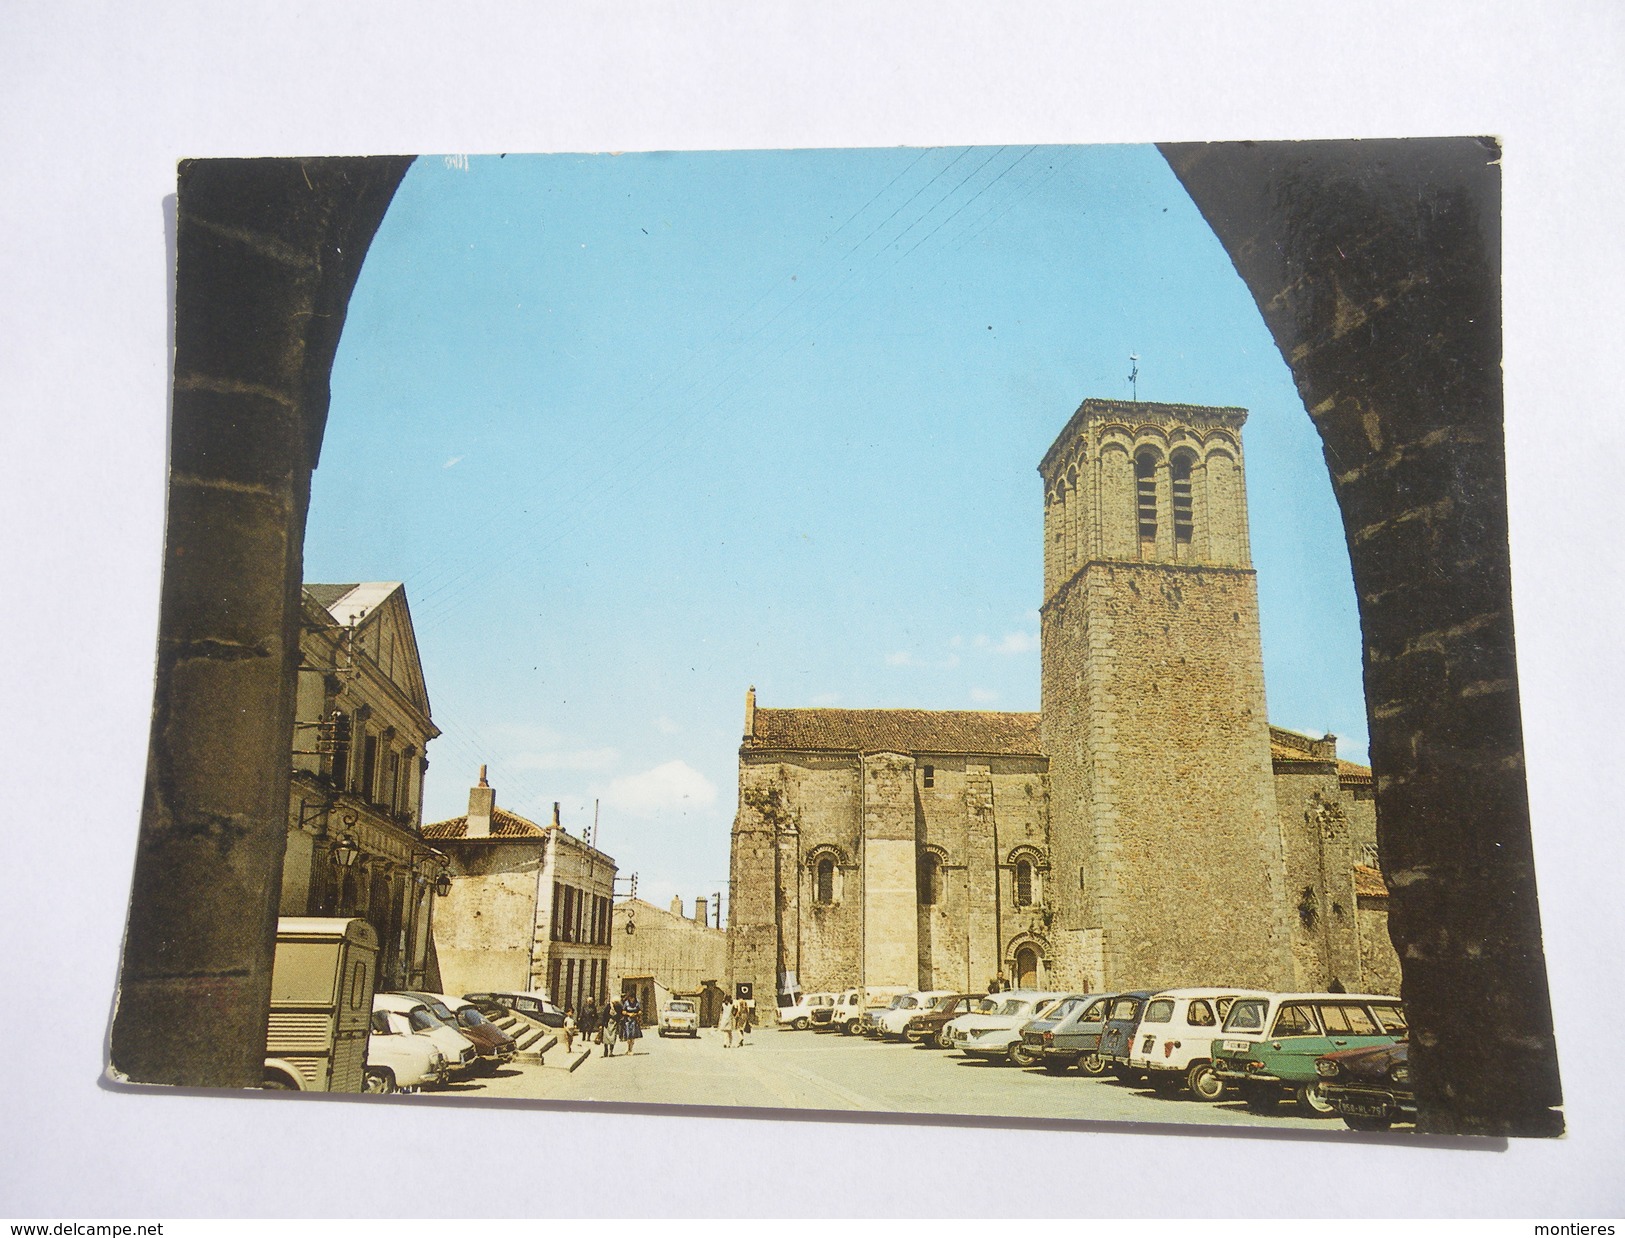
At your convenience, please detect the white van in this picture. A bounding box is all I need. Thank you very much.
[826,988,864,1033]
[1126,987,1272,1099]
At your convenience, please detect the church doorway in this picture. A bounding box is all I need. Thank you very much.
[1014,946,1039,989]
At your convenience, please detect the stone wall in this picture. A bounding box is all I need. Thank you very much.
[1043,560,1289,991]
[434,843,541,995]
[610,898,728,996]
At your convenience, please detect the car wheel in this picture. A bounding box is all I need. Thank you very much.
[936,1028,953,1049]
[1342,1112,1393,1132]
[1186,1061,1225,1102]
[1041,1057,1072,1075]
[793,1017,810,1031]
[362,1068,396,1095]
[1078,1052,1107,1077]
[843,1021,860,1035]
[260,1071,299,1091]
[1242,1084,1280,1114]
[1007,1041,1039,1068]
[1296,1083,1337,1117]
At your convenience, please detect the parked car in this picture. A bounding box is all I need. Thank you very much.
[659,999,700,1037]
[1316,1039,1413,1131]
[779,991,835,1030]
[870,991,953,1039]
[1125,987,1270,1100]
[1211,992,1407,1115]
[806,987,845,1026]
[397,990,515,1070]
[373,992,479,1077]
[905,993,990,1047]
[365,1008,449,1093]
[1020,992,1113,1074]
[1097,990,1158,1079]
[852,985,916,1036]
[824,988,863,1032]
[464,990,567,1028]
[945,991,1064,1064]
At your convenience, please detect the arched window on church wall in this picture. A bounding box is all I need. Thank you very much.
[814,856,836,906]
[1014,858,1035,907]
[1170,450,1196,558]
[1134,450,1158,558]
[917,850,943,907]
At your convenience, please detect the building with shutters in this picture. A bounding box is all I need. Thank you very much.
[423,769,617,1011]
[279,582,446,991]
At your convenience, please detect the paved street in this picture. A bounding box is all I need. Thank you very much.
[456,1027,1339,1130]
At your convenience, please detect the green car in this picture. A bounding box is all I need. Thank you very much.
[1211,993,1407,1117]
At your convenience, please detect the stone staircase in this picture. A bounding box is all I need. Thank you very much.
[489,1010,556,1065]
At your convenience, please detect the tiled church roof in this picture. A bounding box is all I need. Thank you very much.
[422,805,548,840]
[745,708,1044,756]
[1353,864,1389,898]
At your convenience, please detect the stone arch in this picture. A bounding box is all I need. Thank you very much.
[116,142,1558,1135]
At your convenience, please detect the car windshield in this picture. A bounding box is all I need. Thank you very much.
[1109,997,1140,1021]
[934,995,962,1012]
[669,1002,694,1013]
[974,998,999,1013]
[426,1000,457,1022]
[1371,1003,1407,1033]
[457,1008,489,1029]
[1046,997,1083,1022]
[407,1008,444,1033]
[1222,999,1268,1033]
[996,998,1035,1017]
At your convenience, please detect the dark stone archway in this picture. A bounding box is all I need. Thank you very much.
[110,157,411,1087]
[1162,138,1560,1136]
[114,144,1561,1135]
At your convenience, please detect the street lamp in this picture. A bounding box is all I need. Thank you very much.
[331,832,361,871]
[435,865,452,898]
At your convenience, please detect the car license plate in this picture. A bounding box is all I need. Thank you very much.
[1222,1039,1252,1052]
[1341,1099,1389,1118]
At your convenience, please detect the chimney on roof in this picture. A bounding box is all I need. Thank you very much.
[745,685,756,738]
[694,895,708,927]
[552,802,561,829]
[670,895,684,917]
[467,770,495,838]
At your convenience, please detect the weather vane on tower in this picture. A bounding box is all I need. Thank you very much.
[1128,353,1140,402]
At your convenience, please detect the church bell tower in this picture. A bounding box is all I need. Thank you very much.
[1039,399,1291,990]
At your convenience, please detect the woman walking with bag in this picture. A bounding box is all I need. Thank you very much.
[601,999,620,1057]
[621,994,643,1055]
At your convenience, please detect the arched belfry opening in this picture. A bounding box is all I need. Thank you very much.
[115,141,1558,1135]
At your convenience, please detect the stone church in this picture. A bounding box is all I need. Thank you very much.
[728,398,1401,1016]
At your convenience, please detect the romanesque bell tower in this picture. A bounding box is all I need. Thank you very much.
[1039,399,1291,991]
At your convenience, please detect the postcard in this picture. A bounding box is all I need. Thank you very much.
[108,139,1561,1141]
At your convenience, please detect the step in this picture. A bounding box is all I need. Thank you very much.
[511,1033,557,1065]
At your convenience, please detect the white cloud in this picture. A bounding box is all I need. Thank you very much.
[996,631,1039,655]
[485,722,620,773]
[654,715,681,735]
[969,687,998,703]
[601,760,718,820]
[443,455,464,468]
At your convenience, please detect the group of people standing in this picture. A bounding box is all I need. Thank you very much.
[563,996,644,1057]
[561,993,754,1053]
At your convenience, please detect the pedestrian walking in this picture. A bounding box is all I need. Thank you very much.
[601,999,620,1057]
[719,998,735,1049]
[581,1000,599,1043]
[622,995,643,1055]
[735,998,752,1046]
[562,1007,577,1053]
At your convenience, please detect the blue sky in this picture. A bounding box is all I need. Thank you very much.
[306,145,1367,915]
